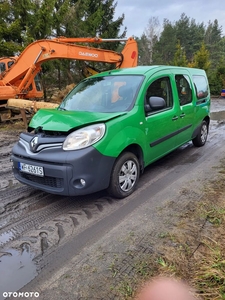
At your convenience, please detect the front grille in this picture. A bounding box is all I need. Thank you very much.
[20,172,63,188]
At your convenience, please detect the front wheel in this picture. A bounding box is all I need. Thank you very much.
[107,152,140,199]
[192,120,208,147]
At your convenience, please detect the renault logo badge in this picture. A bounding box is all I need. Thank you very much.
[30,136,38,151]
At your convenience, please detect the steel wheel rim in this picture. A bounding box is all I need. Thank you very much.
[201,124,208,143]
[119,160,138,192]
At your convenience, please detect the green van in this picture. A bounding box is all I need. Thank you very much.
[11,66,210,198]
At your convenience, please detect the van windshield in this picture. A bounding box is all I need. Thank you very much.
[59,75,143,113]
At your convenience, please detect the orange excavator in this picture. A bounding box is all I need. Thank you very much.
[0,56,44,121]
[0,37,138,122]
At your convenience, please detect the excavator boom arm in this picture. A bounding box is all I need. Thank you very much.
[3,37,137,87]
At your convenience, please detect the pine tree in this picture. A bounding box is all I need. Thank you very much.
[29,0,56,40]
[173,40,188,67]
[205,19,223,68]
[188,43,210,72]
[174,13,205,61]
[0,0,23,55]
[207,58,225,95]
[152,19,177,64]
[69,0,126,45]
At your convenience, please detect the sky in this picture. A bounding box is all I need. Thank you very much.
[114,0,225,38]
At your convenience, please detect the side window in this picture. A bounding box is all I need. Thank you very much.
[192,75,209,99]
[145,77,173,113]
[7,61,15,69]
[175,75,192,106]
[0,62,6,73]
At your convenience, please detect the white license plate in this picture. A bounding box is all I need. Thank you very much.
[19,162,44,177]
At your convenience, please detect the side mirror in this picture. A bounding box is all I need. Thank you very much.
[145,96,166,112]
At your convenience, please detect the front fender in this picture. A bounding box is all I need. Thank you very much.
[95,121,147,158]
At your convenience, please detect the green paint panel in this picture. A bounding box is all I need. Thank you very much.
[29,109,125,132]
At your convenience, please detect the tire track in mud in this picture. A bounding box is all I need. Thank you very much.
[0,192,124,295]
[0,191,121,254]
[0,133,19,155]
[0,132,123,262]
[0,133,19,192]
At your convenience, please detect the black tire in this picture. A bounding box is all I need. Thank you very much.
[107,152,140,199]
[192,120,208,147]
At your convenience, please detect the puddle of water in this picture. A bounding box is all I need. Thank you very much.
[0,244,37,299]
[210,111,225,121]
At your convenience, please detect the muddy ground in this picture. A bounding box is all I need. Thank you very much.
[0,98,225,300]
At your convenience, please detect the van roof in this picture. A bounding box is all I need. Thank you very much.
[96,65,206,77]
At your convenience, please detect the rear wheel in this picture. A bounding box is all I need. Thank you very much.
[192,120,208,147]
[107,152,140,198]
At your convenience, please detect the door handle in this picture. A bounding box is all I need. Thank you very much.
[172,116,178,121]
[180,113,185,118]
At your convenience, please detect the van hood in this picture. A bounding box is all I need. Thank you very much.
[28,109,126,132]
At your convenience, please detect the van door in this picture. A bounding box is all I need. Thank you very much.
[174,73,195,145]
[143,75,180,165]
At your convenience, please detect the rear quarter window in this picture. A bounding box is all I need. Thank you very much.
[192,75,209,99]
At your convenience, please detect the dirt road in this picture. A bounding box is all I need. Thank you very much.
[0,98,225,300]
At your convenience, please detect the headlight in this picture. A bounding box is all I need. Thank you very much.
[63,123,105,150]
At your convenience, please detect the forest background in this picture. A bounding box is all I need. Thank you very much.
[1,0,225,96]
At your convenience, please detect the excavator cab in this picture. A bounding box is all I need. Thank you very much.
[0,62,6,73]
[0,57,16,75]
[0,56,43,98]
[0,57,43,122]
